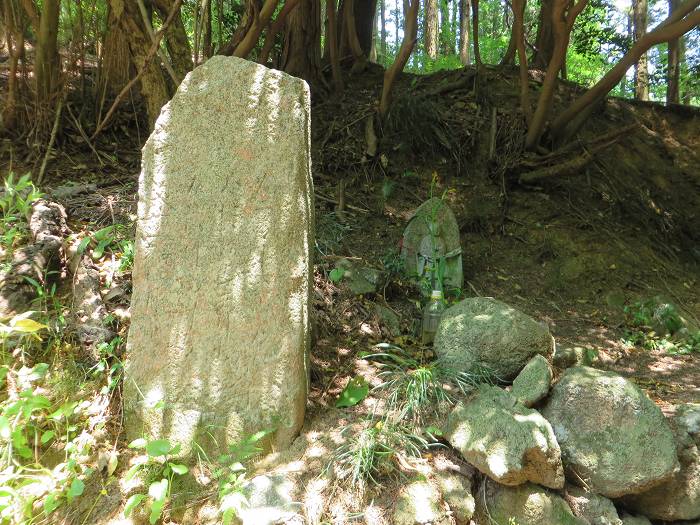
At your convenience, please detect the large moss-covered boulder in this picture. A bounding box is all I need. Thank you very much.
[623,424,700,521]
[542,367,679,498]
[434,297,555,381]
[444,385,564,489]
[564,485,622,525]
[473,480,588,525]
[393,480,447,525]
[511,354,552,407]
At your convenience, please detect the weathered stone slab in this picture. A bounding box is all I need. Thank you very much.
[401,197,463,295]
[124,56,313,456]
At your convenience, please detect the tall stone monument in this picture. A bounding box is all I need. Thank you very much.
[124,56,313,455]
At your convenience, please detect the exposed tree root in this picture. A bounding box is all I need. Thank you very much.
[0,199,67,316]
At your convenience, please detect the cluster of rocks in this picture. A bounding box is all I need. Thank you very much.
[394,297,700,525]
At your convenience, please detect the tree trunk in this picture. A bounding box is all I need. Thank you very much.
[380,0,386,60]
[282,0,321,86]
[472,0,481,65]
[153,0,192,80]
[513,0,531,121]
[551,1,700,140]
[338,0,376,58]
[325,0,343,91]
[220,0,262,55]
[633,0,649,100]
[34,0,61,104]
[380,0,418,118]
[203,0,213,57]
[525,0,588,150]
[233,0,279,59]
[108,0,169,129]
[99,4,133,97]
[439,0,451,55]
[459,0,470,64]
[666,0,680,104]
[424,0,438,58]
[2,0,23,130]
[259,0,301,64]
[532,0,554,69]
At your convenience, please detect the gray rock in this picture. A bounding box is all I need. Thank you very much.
[393,480,447,525]
[542,367,679,498]
[374,303,401,336]
[564,485,622,525]
[238,475,302,525]
[676,403,700,443]
[434,469,475,523]
[434,297,555,381]
[512,354,552,407]
[552,345,599,369]
[474,480,588,525]
[623,426,700,521]
[401,197,463,296]
[334,258,382,295]
[124,56,313,456]
[619,513,652,525]
[444,385,564,489]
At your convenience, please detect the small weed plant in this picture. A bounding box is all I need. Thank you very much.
[623,298,699,355]
[124,438,189,524]
[0,173,43,253]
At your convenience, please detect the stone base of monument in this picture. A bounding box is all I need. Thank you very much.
[123,56,313,457]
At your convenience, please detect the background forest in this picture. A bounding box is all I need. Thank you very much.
[0,0,699,524]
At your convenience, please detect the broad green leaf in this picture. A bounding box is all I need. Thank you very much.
[41,430,55,444]
[146,439,172,457]
[124,493,145,517]
[329,268,345,283]
[107,453,119,476]
[77,236,92,255]
[67,478,84,502]
[168,463,188,475]
[128,438,147,449]
[44,493,62,514]
[335,376,369,408]
[11,318,48,333]
[0,416,10,440]
[148,479,168,524]
[148,479,168,501]
[125,463,142,481]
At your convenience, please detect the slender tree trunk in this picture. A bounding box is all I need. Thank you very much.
[667,0,680,103]
[282,0,321,85]
[99,4,133,97]
[513,0,531,121]
[220,0,262,55]
[152,0,193,81]
[108,0,169,129]
[380,0,418,118]
[370,2,377,61]
[551,1,700,140]
[424,0,438,58]
[532,0,554,69]
[633,0,649,100]
[35,0,61,104]
[380,0,386,60]
[439,0,450,55]
[2,0,23,130]
[459,0,470,64]
[472,0,481,65]
[338,0,376,58]
[203,0,212,57]
[525,0,588,149]
[259,0,301,64]
[325,0,342,91]
[233,0,280,59]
